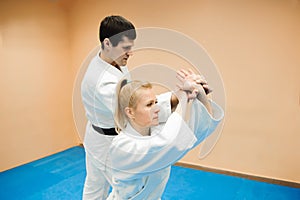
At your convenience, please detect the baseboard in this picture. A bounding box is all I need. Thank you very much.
[175,162,300,189]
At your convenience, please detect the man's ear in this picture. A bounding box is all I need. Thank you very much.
[124,107,135,120]
[103,38,111,49]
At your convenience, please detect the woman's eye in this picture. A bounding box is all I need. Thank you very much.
[147,103,153,107]
[147,100,158,107]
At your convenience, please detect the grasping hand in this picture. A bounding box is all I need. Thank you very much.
[176,68,213,100]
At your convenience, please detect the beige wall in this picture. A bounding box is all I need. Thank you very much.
[1,0,299,184]
[69,0,300,183]
[0,0,78,171]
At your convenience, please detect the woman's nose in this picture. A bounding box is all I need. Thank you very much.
[154,104,160,113]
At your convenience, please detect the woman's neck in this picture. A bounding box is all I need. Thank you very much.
[130,122,150,136]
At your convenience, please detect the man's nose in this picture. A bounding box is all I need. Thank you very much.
[126,50,133,56]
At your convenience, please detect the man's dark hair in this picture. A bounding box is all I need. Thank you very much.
[99,15,136,47]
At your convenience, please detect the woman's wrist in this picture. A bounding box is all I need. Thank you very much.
[174,90,188,116]
[195,84,209,102]
[194,85,212,114]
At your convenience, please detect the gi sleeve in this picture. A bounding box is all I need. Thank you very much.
[109,112,197,180]
[189,99,224,148]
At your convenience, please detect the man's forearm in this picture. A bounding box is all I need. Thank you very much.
[170,93,179,112]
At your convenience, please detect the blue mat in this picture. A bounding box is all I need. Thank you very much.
[0,146,299,200]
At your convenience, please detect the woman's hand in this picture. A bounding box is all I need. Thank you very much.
[176,69,212,100]
[176,68,213,114]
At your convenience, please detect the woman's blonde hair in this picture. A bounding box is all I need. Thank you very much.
[115,79,152,133]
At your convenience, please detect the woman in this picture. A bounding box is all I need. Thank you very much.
[107,70,224,200]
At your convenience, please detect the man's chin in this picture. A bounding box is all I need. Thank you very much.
[121,60,128,66]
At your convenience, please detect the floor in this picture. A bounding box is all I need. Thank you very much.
[0,146,299,200]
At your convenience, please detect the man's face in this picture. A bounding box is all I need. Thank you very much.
[110,36,134,66]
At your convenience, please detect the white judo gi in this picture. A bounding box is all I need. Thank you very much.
[106,100,224,200]
[81,51,172,200]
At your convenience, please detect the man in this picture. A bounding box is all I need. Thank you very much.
[81,15,177,200]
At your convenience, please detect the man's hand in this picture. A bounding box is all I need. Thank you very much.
[176,68,212,100]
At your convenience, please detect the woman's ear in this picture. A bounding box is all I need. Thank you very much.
[124,107,135,120]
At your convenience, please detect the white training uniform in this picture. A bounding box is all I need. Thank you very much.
[106,100,224,200]
[81,51,172,200]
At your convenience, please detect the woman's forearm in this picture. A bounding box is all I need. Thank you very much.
[174,90,188,117]
[195,85,213,115]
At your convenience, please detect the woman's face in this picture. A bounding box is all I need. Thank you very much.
[131,88,160,128]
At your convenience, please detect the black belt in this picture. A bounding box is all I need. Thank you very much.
[92,124,118,136]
